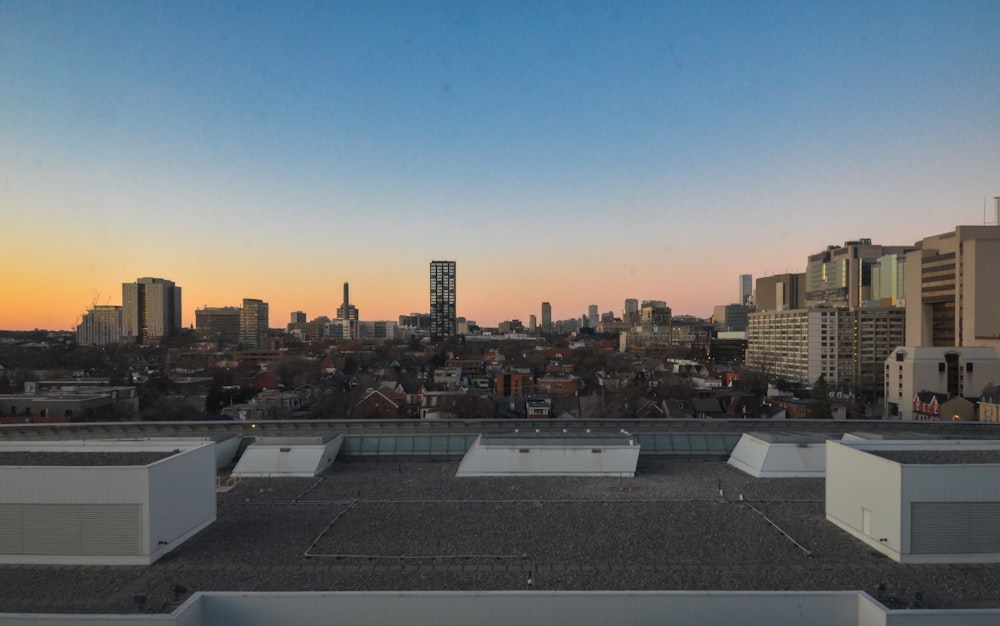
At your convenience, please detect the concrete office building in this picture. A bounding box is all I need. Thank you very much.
[122,277,182,345]
[356,320,400,341]
[76,305,122,346]
[195,306,241,344]
[748,307,904,393]
[713,303,750,331]
[905,216,1000,351]
[869,252,907,307]
[430,261,456,339]
[755,273,805,312]
[805,239,911,309]
[883,346,1000,420]
[239,299,269,349]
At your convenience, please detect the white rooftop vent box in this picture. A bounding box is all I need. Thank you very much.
[456,432,639,477]
[0,441,217,565]
[727,432,830,478]
[232,435,343,478]
[826,439,1000,563]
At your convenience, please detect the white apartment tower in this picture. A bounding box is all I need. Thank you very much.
[77,305,122,346]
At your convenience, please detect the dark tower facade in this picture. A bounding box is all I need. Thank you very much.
[337,281,358,321]
[430,261,456,340]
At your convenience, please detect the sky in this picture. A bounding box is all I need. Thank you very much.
[2,1,999,331]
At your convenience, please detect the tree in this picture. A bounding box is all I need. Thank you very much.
[809,374,832,419]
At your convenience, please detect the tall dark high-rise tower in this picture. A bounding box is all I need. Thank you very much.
[337,282,358,321]
[430,261,456,340]
[239,298,269,349]
[122,277,182,345]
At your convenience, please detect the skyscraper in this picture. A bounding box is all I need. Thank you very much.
[77,305,122,346]
[588,304,599,328]
[430,261,456,340]
[239,298,269,349]
[905,221,1000,350]
[337,282,358,321]
[739,275,753,307]
[122,277,182,345]
[541,302,552,333]
[337,282,359,340]
[624,298,639,324]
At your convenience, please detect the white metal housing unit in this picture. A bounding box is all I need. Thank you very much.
[727,432,829,478]
[0,441,216,566]
[456,432,640,477]
[5,590,1000,626]
[826,439,1000,563]
[231,435,342,478]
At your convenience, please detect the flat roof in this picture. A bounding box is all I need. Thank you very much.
[747,432,831,444]
[869,450,1000,465]
[248,435,340,446]
[3,457,1000,614]
[480,431,634,447]
[0,451,176,467]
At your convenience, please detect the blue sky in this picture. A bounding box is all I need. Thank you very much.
[2,1,998,329]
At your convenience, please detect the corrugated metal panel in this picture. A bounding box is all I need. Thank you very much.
[0,503,141,556]
[911,502,1000,554]
[0,506,24,554]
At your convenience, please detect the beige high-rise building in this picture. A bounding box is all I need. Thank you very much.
[754,273,805,312]
[121,277,182,345]
[747,307,904,393]
[239,299,269,349]
[905,220,1000,350]
[76,305,122,346]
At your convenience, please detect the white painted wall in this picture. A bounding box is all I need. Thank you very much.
[0,442,217,565]
[196,590,868,626]
[232,436,342,478]
[7,589,1000,625]
[728,434,827,477]
[825,442,903,560]
[456,436,640,477]
[147,445,216,563]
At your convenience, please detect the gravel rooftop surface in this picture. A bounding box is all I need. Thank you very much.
[869,450,1000,465]
[3,456,1000,615]
[0,451,175,467]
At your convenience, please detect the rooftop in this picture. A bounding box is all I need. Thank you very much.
[869,450,1000,465]
[0,451,176,467]
[3,456,1000,614]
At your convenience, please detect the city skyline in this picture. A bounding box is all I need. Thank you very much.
[2,2,998,331]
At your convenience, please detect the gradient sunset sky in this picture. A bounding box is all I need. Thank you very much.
[2,1,998,331]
